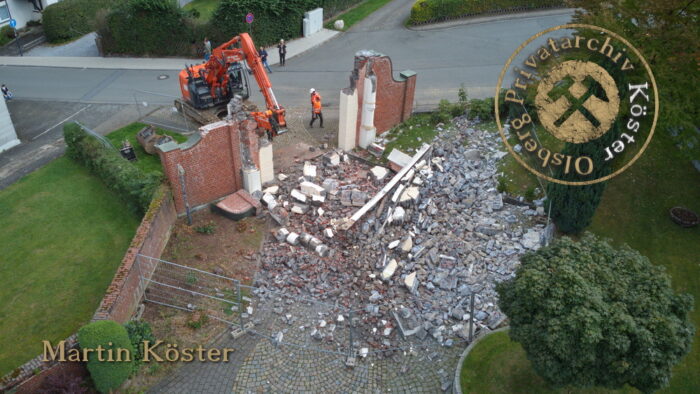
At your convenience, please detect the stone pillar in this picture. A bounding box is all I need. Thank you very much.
[358,74,377,149]
[0,98,20,153]
[338,87,358,151]
[259,138,274,184]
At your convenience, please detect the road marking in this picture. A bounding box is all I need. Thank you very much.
[32,104,91,141]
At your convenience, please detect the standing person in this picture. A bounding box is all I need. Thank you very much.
[309,88,323,128]
[203,37,212,61]
[277,39,287,66]
[259,46,272,73]
[1,84,12,100]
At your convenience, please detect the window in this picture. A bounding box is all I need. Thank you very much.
[0,1,10,23]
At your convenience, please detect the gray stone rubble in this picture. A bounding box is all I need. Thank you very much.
[253,117,549,354]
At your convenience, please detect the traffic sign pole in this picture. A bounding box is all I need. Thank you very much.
[5,5,22,56]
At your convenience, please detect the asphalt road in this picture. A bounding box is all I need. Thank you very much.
[0,2,573,110]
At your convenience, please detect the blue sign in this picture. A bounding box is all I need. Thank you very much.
[245,13,254,24]
[9,19,16,28]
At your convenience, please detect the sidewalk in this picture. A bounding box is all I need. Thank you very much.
[0,28,340,70]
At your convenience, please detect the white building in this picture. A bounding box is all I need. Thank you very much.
[0,0,61,30]
[0,97,20,153]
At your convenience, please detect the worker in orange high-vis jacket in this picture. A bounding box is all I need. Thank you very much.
[309,88,323,128]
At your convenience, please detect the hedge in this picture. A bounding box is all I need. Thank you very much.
[408,0,564,25]
[63,122,160,216]
[77,320,135,393]
[212,0,319,48]
[42,0,119,43]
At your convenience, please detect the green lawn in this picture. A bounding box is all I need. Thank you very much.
[325,0,395,31]
[105,123,187,176]
[0,157,140,377]
[183,0,220,22]
[381,113,439,161]
[476,130,700,392]
[461,331,633,393]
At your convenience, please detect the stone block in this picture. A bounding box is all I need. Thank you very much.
[404,272,418,293]
[301,181,326,196]
[387,148,412,171]
[322,178,340,195]
[370,166,390,182]
[303,161,317,178]
[290,189,307,203]
[381,259,398,281]
[324,228,334,238]
[325,152,340,166]
[286,232,299,245]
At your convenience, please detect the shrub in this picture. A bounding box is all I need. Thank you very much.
[124,320,155,372]
[77,320,135,393]
[63,122,160,216]
[186,311,209,329]
[97,0,202,56]
[409,0,564,25]
[496,234,694,392]
[43,0,118,43]
[212,0,319,47]
[0,25,13,46]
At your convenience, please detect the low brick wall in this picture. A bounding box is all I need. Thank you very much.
[92,185,177,323]
[1,185,177,392]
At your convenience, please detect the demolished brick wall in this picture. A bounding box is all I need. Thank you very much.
[352,54,416,147]
[158,119,261,214]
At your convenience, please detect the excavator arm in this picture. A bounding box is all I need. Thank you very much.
[181,33,287,135]
[210,34,287,134]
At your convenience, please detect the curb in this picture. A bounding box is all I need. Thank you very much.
[453,327,509,394]
[407,8,574,31]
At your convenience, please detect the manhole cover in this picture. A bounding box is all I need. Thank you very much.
[157,74,169,80]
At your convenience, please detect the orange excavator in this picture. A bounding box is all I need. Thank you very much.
[176,33,287,136]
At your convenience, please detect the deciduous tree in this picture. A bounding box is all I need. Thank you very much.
[496,233,695,392]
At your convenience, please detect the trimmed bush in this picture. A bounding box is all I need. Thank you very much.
[77,320,135,393]
[63,122,160,216]
[43,0,118,43]
[212,0,319,47]
[409,0,564,25]
[97,0,201,57]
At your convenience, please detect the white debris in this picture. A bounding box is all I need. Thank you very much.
[263,185,279,195]
[324,228,334,238]
[388,240,400,249]
[381,259,398,281]
[370,166,390,182]
[404,272,418,293]
[303,161,317,178]
[290,189,307,203]
[300,181,325,196]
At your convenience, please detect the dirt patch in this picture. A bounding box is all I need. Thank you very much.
[162,210,267,284]
[124,209,268,390]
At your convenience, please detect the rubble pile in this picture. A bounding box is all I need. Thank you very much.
[254,118,550,352]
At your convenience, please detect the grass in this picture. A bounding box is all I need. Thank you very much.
[183,0,220,22]
[105,123,187,176]
[325,0,395,31]
[0,157,140,377]
[478,129,700,392]
[460,331,632,393]
[381,113,439,161]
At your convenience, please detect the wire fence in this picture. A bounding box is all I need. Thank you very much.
[136,254,484,362]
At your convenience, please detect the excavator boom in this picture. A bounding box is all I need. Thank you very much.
[178,33,286,135]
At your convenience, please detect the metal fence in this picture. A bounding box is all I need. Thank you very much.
[136,254,482,363]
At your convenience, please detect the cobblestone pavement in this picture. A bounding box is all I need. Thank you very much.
[149,331,261,394]
[232,339,464,393]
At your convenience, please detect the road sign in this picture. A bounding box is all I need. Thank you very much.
[9,19,16,28]
[245,13,254,24]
